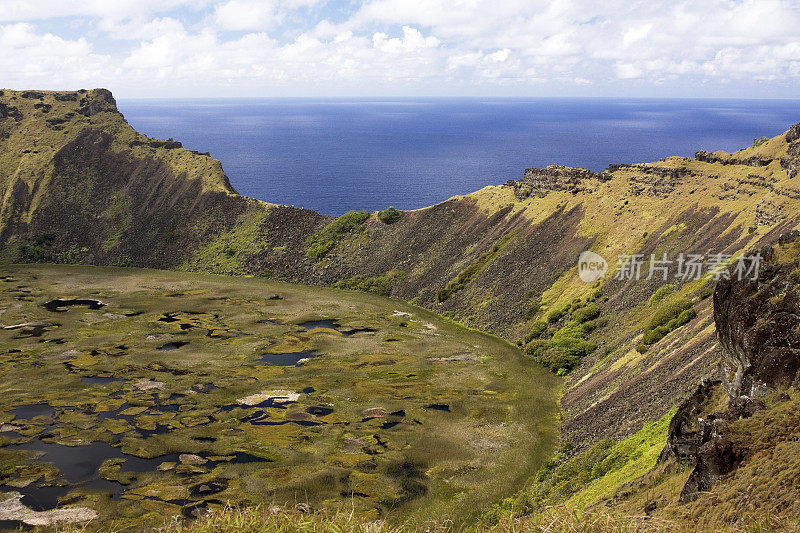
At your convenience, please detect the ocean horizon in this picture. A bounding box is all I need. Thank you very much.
[119,97,800,216]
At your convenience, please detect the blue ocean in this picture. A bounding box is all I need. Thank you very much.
[118,98,800,216]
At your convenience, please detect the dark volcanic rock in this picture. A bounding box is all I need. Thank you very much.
[0,104,22,122]
[131,138,183,150]
[507,164,604,199]
[54,93,78,102]
[695,150,772,167]
[714,244,800,398]
[785,122,800,144]
[78,89,117,117]
[664,238,800,501]
[782,141,800,178]
[680,436,742,502]
[660,378,722,463]
[608,163,696,197]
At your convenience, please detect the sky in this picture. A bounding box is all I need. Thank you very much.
[2,0,800,98]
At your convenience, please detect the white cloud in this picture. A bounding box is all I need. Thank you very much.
[2,0,800,96]
[0,23,114,87]
[372,26,439,53]
[0,0,208,22]
[212,0,277,31]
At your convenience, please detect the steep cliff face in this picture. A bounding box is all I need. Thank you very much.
[2,88,800,457]
[660,236,800,503]
[0,89,328,269]
[714,235,800,398]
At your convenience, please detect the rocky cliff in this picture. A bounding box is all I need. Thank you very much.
[576,235,800,528]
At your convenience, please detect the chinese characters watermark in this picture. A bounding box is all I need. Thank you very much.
[577,251,761,282]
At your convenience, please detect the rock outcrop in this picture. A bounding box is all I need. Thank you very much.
[714,236,800,398]
[664,235,800,501]
[782,137,800,179]
[695,150,773,167]
[506,164,605,199]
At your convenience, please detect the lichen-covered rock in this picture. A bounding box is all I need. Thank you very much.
[77,88,117,117]
[237,390,300,405]
[695,150,773,167]
[179,454,207,465]
[507,164,605,199]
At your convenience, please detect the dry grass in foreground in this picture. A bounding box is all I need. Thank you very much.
[154,504,800,533]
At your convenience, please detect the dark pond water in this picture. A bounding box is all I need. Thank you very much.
[9,404,55,420]
[259,350,317,366]
[42,299,105,312]
[2,439,180,510]
[298,319,339,330]
[157,341,189,351]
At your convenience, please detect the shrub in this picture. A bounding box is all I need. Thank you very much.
[546,305,570,323]
[525,339,550,357]
[524,320,548,343]
[527,301,606,374]
[571,303,600,323]
[648,284,675,306]
[305,211,369,262]
[525,299,543,318]
[581,316,608,333]
[647,298,693,330]
[376,206,402,224]
[698,286,713,300]
[19,232,57,262]
[640,298,696,349]
[535,346,581,373]
[334,270,406,296]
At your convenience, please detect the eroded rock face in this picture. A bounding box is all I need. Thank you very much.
[694,150,773,167]
[660,378,722,463]
[77,89,117,117]
[714,240,800,398]
[664,238,799,501]
[506,164,605,199]
[782,139,800,179]
[785,122,800,144]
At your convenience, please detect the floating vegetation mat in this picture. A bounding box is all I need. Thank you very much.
[0,265,559,529]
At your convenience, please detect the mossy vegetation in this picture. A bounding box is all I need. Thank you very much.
[482,409,675,524]
[648,284,675,306]
[182,209,270,273]
[524,296,606,374]
[306,211,370,262]
[335,270,406,296]
[637,297,696,352]
[376,206,402,224]
[437,232,517,302]
[0,264,559,530]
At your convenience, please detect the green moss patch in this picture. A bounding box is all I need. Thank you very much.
[305,211,370,262]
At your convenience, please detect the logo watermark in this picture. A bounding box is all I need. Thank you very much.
[577,251,761,282]
[578,251,608,282]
